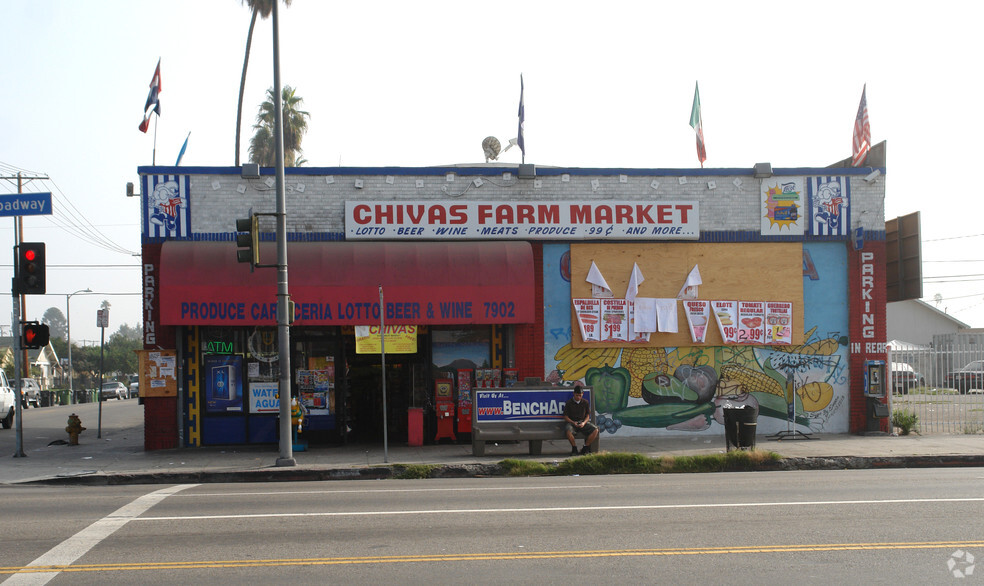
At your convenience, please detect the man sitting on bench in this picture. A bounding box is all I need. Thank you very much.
[564,386,598,456]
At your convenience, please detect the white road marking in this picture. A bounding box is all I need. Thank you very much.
[134,496,984,522]
[184,485,603,497]
[2,484,198,586]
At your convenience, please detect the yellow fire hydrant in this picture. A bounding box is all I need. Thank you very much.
[291,398,307,452]
[66,414,86,445]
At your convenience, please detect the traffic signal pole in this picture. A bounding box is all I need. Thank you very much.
[11,224,25,458]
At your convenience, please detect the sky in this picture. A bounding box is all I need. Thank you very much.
[2,1,983,343]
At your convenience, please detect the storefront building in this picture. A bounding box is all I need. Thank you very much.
[137,156,887,450]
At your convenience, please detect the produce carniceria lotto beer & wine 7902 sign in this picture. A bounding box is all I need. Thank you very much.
[345,200,699,240]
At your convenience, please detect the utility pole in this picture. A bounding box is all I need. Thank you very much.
[271,1,294,467]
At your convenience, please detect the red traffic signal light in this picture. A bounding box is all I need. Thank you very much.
[22,322,49,349]
[15,242,46,295]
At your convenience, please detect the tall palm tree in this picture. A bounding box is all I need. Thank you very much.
[249,85,310,167]
[235,0,293,166]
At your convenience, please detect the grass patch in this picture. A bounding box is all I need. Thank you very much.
[499,459,553,476]
[394,464,438,479]
[557,452,664,475]
[497,450,782,477]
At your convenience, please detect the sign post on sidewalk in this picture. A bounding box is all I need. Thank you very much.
[96,308,108,438]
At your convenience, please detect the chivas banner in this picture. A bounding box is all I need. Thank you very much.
[345,200,699,240]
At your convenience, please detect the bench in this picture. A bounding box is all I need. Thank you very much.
[470,386,599,456]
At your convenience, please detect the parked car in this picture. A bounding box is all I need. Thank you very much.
[128,374,140,399]
[0,371,13,429]
[19,378,41,408]
[100,381,127,401]
[944,360,984,394]
[891,363,925,394]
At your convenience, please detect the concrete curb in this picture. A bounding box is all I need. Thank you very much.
[22,455,984,486]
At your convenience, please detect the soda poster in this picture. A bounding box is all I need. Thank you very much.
[711,300,738,343]
[573,298,601,341]
[600,298,629,342]
[683,300,710,343]
[204,354,243,413]
[737,301,766,344]
[765,301,793,344]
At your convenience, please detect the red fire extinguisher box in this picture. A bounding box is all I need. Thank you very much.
[434,379,456,441]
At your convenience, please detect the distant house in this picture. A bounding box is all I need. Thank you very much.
[887,299,970,347]
[0,337,61,388]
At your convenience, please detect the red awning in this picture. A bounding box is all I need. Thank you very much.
[159,241,534,326]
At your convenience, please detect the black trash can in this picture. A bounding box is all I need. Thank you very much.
[40,390,52,407]
[723,404,759,450]
[75,390,87,404]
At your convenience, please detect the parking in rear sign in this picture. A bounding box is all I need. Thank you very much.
[0,193,52,216]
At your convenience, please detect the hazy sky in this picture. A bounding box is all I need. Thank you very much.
[1,1,982,342]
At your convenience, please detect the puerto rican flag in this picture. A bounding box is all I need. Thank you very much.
[139,59,162,133]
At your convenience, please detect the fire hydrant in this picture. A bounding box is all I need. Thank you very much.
[66,414,86,445]
[290,398,307,452]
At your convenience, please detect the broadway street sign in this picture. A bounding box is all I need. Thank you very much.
[0,192,52,216]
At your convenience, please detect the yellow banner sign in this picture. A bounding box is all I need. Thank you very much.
[355,325,419,354]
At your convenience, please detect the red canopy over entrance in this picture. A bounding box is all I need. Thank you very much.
[159,241,534,326]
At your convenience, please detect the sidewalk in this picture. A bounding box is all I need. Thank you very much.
[3,401,983,485]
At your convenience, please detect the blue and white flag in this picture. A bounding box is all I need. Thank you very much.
[807,176,851,237]
[142,174,191,240]
[175,132,190,166]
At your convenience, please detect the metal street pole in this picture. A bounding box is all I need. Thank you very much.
[66,288,91,403]
[272,1,294,467]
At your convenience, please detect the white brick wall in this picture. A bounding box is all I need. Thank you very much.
[177,167,885,238]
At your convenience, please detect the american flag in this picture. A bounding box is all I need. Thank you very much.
[851,85,870,167]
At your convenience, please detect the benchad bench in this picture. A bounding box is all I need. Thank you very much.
[470,385,599,456]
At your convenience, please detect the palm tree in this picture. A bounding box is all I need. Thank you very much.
[249,85,310,167]
[235,0,293,166]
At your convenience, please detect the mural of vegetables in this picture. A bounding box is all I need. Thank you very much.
[553,343,619,382]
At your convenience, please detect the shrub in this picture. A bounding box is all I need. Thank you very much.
[892,408,919,436]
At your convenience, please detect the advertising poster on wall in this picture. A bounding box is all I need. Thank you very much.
[248,381,280,413]
[572,298,601,341]
[711,300,738,343]
[765,301,794,344]
[626,301,652,343]
[737,301,766,344]
[204,354,243,413]
[683,300,711,343]
[600,298,628,342]
[761,177,806,236]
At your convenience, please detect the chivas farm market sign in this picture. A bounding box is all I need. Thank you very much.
[345,200,700,240]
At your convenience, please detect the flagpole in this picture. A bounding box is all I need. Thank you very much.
[152,115,158,165]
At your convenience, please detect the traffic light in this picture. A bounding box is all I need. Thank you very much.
[236,215,259,267]
[14,242,46,295]
[21,321,49,349]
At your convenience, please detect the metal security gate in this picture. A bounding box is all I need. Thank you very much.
[889,341,984,435]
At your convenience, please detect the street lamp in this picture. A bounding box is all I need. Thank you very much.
[66,288,91,403]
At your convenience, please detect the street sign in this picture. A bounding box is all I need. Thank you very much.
[97,308,109,328]
[0,192,52,217]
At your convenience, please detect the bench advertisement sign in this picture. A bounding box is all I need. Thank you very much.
[475,388,591,422]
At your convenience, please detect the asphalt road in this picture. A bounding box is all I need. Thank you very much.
[2,468,983,584]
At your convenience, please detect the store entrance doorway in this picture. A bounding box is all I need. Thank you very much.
[346,354,416,442]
